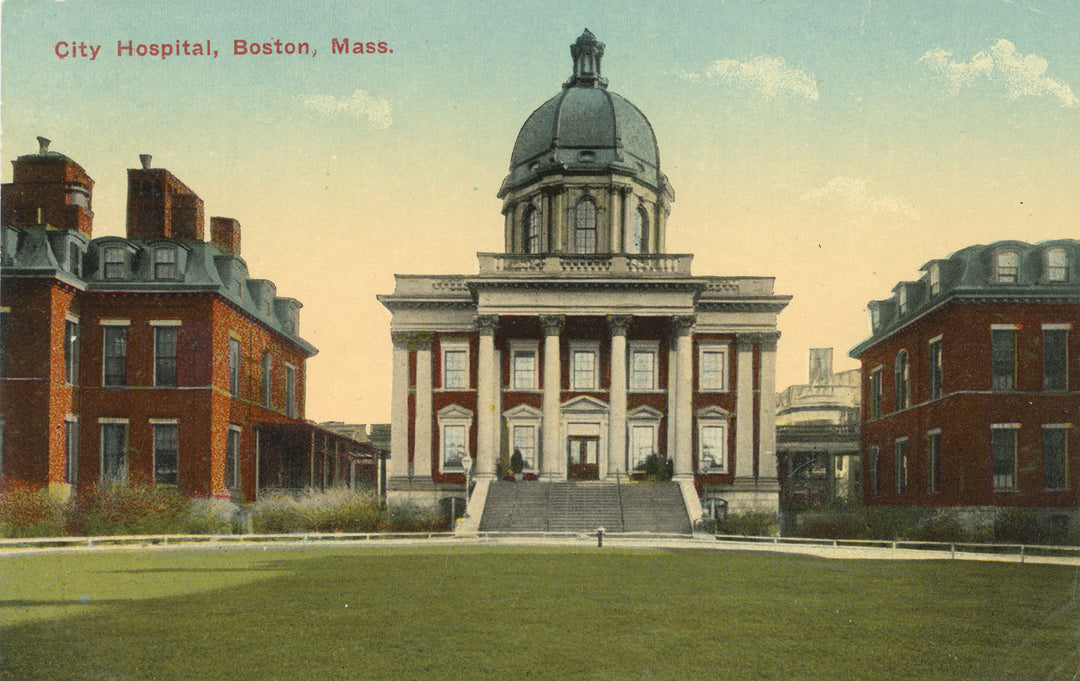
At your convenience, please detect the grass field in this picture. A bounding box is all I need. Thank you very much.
[1,544,1078,680]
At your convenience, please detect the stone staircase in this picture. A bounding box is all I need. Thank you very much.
[477,481,691,534]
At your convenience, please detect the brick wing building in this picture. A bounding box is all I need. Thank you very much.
[850,240,1079,520]
[1,139,371,501]
[379,31,790,525]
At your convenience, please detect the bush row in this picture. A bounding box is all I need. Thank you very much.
[0,486,448,538]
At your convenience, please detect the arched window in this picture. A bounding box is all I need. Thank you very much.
[1046,247,1068,282]
[994,250,1019,283]
[572,198,597,254]
[523,206,541,254]
[894,350,910,410]
[630,206,649,254]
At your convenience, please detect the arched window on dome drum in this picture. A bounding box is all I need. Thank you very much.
[572,198,597,254]
[630,206,649,254]
[523,206,541,254]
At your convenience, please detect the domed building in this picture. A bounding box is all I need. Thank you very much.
[379,31,791,531]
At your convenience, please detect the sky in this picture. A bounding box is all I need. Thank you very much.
[2,0,1078,425]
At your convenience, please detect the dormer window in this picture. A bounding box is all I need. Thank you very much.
[1046,247,1068,282]
[928,264,940,295]
[68,243,81,278]
[572,198,597,254]
[523,206,540,254]
[103,247,125,279]
[994,250,1019,283]
[154,247,177,280]
[897,286,908,315]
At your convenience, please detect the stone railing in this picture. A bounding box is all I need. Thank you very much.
[700,277,775,296]
[476,253,694,276]
[388,275,472,297]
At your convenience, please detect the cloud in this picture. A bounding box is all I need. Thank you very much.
[802,177,917,218]
[918,39,1077,108]
[300,90,393,128]
[678,56,820,101]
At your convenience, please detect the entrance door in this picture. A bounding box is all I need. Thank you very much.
[567,436,600,480]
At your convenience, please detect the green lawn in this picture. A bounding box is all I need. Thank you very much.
[1,544,1078,680]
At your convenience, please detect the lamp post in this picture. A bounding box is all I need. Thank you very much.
[461,455,473,518]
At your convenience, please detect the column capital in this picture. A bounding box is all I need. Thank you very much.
[412,332,434,352]
[541,315,565,336]
[607,315,631,336]
[475,315,500,336]
[670,315,696,340]
[736,334,757,352]
[759,332,780,352]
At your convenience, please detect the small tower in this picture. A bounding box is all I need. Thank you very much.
[0,137,95,237]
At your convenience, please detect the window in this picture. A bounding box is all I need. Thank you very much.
[868,445,880,496]
[441,341,469,389]
[100,420,128,484]
[261,352,273,408]
[699,343,728,391]
[523,206,541,254]
[894,439,908,494]
[103,247,125,279]
[1043,326,1068,392]
[102,324,128,387]
[928,337,943,400]
[927,430,941,494]
[1046,247,1068,282]
[154,247,177,280]
[928,263,940,295]
[991,424,1019,492]
[994,250,1019,283]
[511,425,537,473]
[572,198,597,254]
[152,421,178,486]
[65,417,78,485]
[896,286,908,315]
[870,366,883,419]
[570,343,598,390]
[228,337,240,396]
[991,327,1017,391]
[629,206,648,254]
[629,424,657,472]
[894,350,910,410]
[154,324,178,387]
[442,424,467,471]
[628,343,658,391]
[65,318,79,386]
[285,364,297,418]
[510,344,537,390]
[1044,426,1069,491]
[68,243,81,278]
[696,406,730,473]
[225,426,241,490]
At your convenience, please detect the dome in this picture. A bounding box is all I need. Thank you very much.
[498,30,667,198]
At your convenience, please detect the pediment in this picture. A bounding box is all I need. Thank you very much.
[437,403,474,420]
[696,405,731,420]
[561,395,609,414]
[627,405,663,421]
[503,403,542,420]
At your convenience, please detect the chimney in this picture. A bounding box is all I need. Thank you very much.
[139,154,152,169]
[126,156,204,240]
[1,137,95,236]
[37,136,51,154]
[210,217,241,256]
[808,348,833,387]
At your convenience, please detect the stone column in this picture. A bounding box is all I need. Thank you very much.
[476,316,499,479]
[541,315,564,479]
[666,343,677,457]
[672,316,695,479]
[552,190,565,253]
[758,334,780,480]
[607,315,630,478]
[735,336,755,482]
[412,334,433,480]
[389,333,411,479]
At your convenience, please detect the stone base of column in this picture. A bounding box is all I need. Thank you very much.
[719,477,781,515]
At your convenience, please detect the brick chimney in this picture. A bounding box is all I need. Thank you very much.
[126,154,205,240]
[210,217,241,256]
[0,137,95,236]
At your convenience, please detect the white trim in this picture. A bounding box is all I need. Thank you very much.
[149,418,179,425]
[150,319,182,327]
[991,423,1021,429]
[926,427,941,435]
[1043,423,1073,430]
[698,341,730,392]
[437,403,474,472]
[99,318,130,326]
[928,333,943,344]
[508,340,540,391]
[696,418,728,474]
[65,312,80,323]
[98,417,129,424]
[1042,323,1073,330]
[627,341,660,391]
[990,323,1020,330]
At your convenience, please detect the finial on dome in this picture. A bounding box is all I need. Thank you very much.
[564,28,608,90]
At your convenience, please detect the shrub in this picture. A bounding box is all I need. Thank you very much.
[250,493,305,533]
[715,511,779,537]
[0,488,65,538]
[994,508,1046,545]
[510,450,525,476]
[64,485,191,536]
[182,498,241,535]
[910,512,964,543]
[385,500,446,532]
[795,510,869,540]
[641,454,673,482]
[251,489,385,534]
